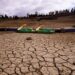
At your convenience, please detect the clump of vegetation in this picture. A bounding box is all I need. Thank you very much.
[72,25,75,28]
[26,37,32,40]
[73,62,75,65]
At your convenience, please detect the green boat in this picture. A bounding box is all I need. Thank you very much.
[17,25,55,33]
[36,28,55,33]
[17,27,35,33]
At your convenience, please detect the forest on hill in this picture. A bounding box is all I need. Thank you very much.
[0,8,75,20]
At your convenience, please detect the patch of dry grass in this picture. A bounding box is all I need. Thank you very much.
[0,16,75,28]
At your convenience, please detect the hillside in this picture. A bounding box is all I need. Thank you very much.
[0,15,75,28]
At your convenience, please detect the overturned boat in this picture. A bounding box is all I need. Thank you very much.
[55,27,75,33]
[0,27,17,31]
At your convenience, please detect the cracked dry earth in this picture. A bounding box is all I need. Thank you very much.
[0,32,75,75]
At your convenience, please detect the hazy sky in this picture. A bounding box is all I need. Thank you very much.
[0,0,75,16]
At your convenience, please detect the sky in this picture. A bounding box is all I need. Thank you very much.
[0,0,75,16]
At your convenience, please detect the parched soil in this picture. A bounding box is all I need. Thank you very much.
[0,32,75,75]
[0,15,75,75]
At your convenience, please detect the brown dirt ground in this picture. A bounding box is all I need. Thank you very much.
[0,16,75,75]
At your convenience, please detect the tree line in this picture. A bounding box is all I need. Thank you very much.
[0,7,75,20]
